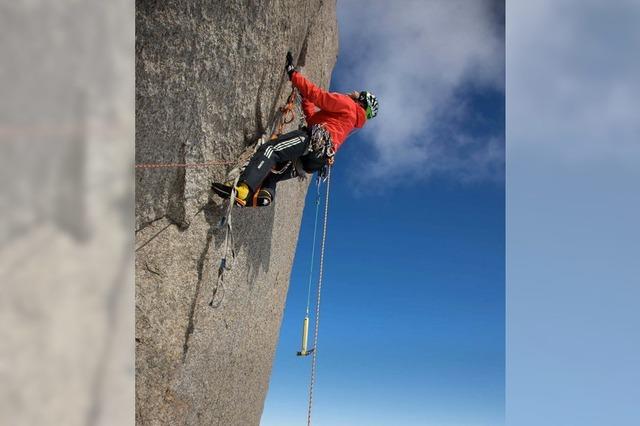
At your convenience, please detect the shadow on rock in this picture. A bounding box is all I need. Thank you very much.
[206,198,275,288]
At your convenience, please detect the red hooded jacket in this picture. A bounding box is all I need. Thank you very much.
[290,71,366,152]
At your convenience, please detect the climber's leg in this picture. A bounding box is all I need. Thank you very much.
[211,129,310,206]
[258,166,298,205]
[240,129,310,193]
[252,147,329,206]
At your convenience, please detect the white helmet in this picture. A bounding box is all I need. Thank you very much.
[358,91,379,119]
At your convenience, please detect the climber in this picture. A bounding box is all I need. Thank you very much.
[211,51,379,207]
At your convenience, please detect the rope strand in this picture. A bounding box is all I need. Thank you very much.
[305,177,322,316]
[307,167,331,426]
[134,160,234,169]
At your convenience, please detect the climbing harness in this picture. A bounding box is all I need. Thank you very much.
[299,167,331,426]
[309,124,336,179]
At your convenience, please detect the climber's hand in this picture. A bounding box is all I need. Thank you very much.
[285,51,295,79]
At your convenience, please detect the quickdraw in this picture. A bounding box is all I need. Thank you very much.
[271,89,299,139]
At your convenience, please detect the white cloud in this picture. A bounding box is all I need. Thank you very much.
[336,0,504,185]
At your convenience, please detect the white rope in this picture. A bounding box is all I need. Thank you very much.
[307,167,331,426]
[209,175,239,308]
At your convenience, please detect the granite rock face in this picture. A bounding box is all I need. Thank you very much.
[135,1,338,425]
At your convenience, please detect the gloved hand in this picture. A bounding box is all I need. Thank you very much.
[285,51,295,79]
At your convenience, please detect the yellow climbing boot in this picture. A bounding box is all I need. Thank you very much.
[211,181,251,206]
[235,183,249,201]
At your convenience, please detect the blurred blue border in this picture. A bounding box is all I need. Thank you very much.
[507,1,640,425]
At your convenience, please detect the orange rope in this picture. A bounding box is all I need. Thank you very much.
[134,160,234,169]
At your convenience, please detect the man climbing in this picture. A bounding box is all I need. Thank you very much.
[212,51,378,206]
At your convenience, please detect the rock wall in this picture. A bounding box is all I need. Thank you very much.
[135,1,338,424]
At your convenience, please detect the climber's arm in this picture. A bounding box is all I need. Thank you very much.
[291,71,350,114]
[301,97,317,120]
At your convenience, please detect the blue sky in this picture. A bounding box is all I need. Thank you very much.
[262,1,504,425]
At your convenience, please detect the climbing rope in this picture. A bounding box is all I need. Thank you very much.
[305,177,323,317]
[306,166,331,426]
[134,160,234,169]
[209,175,239,308]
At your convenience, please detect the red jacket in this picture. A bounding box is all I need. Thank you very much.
[290,71,366,152]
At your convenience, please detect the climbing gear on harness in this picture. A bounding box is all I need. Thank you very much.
[308,124,335,174]
[304,167,332,426]
[309,124,335,160]
[358,91,379,119]
[270,160,295,175]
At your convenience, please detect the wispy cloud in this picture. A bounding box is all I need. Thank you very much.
[335,0,504,184]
